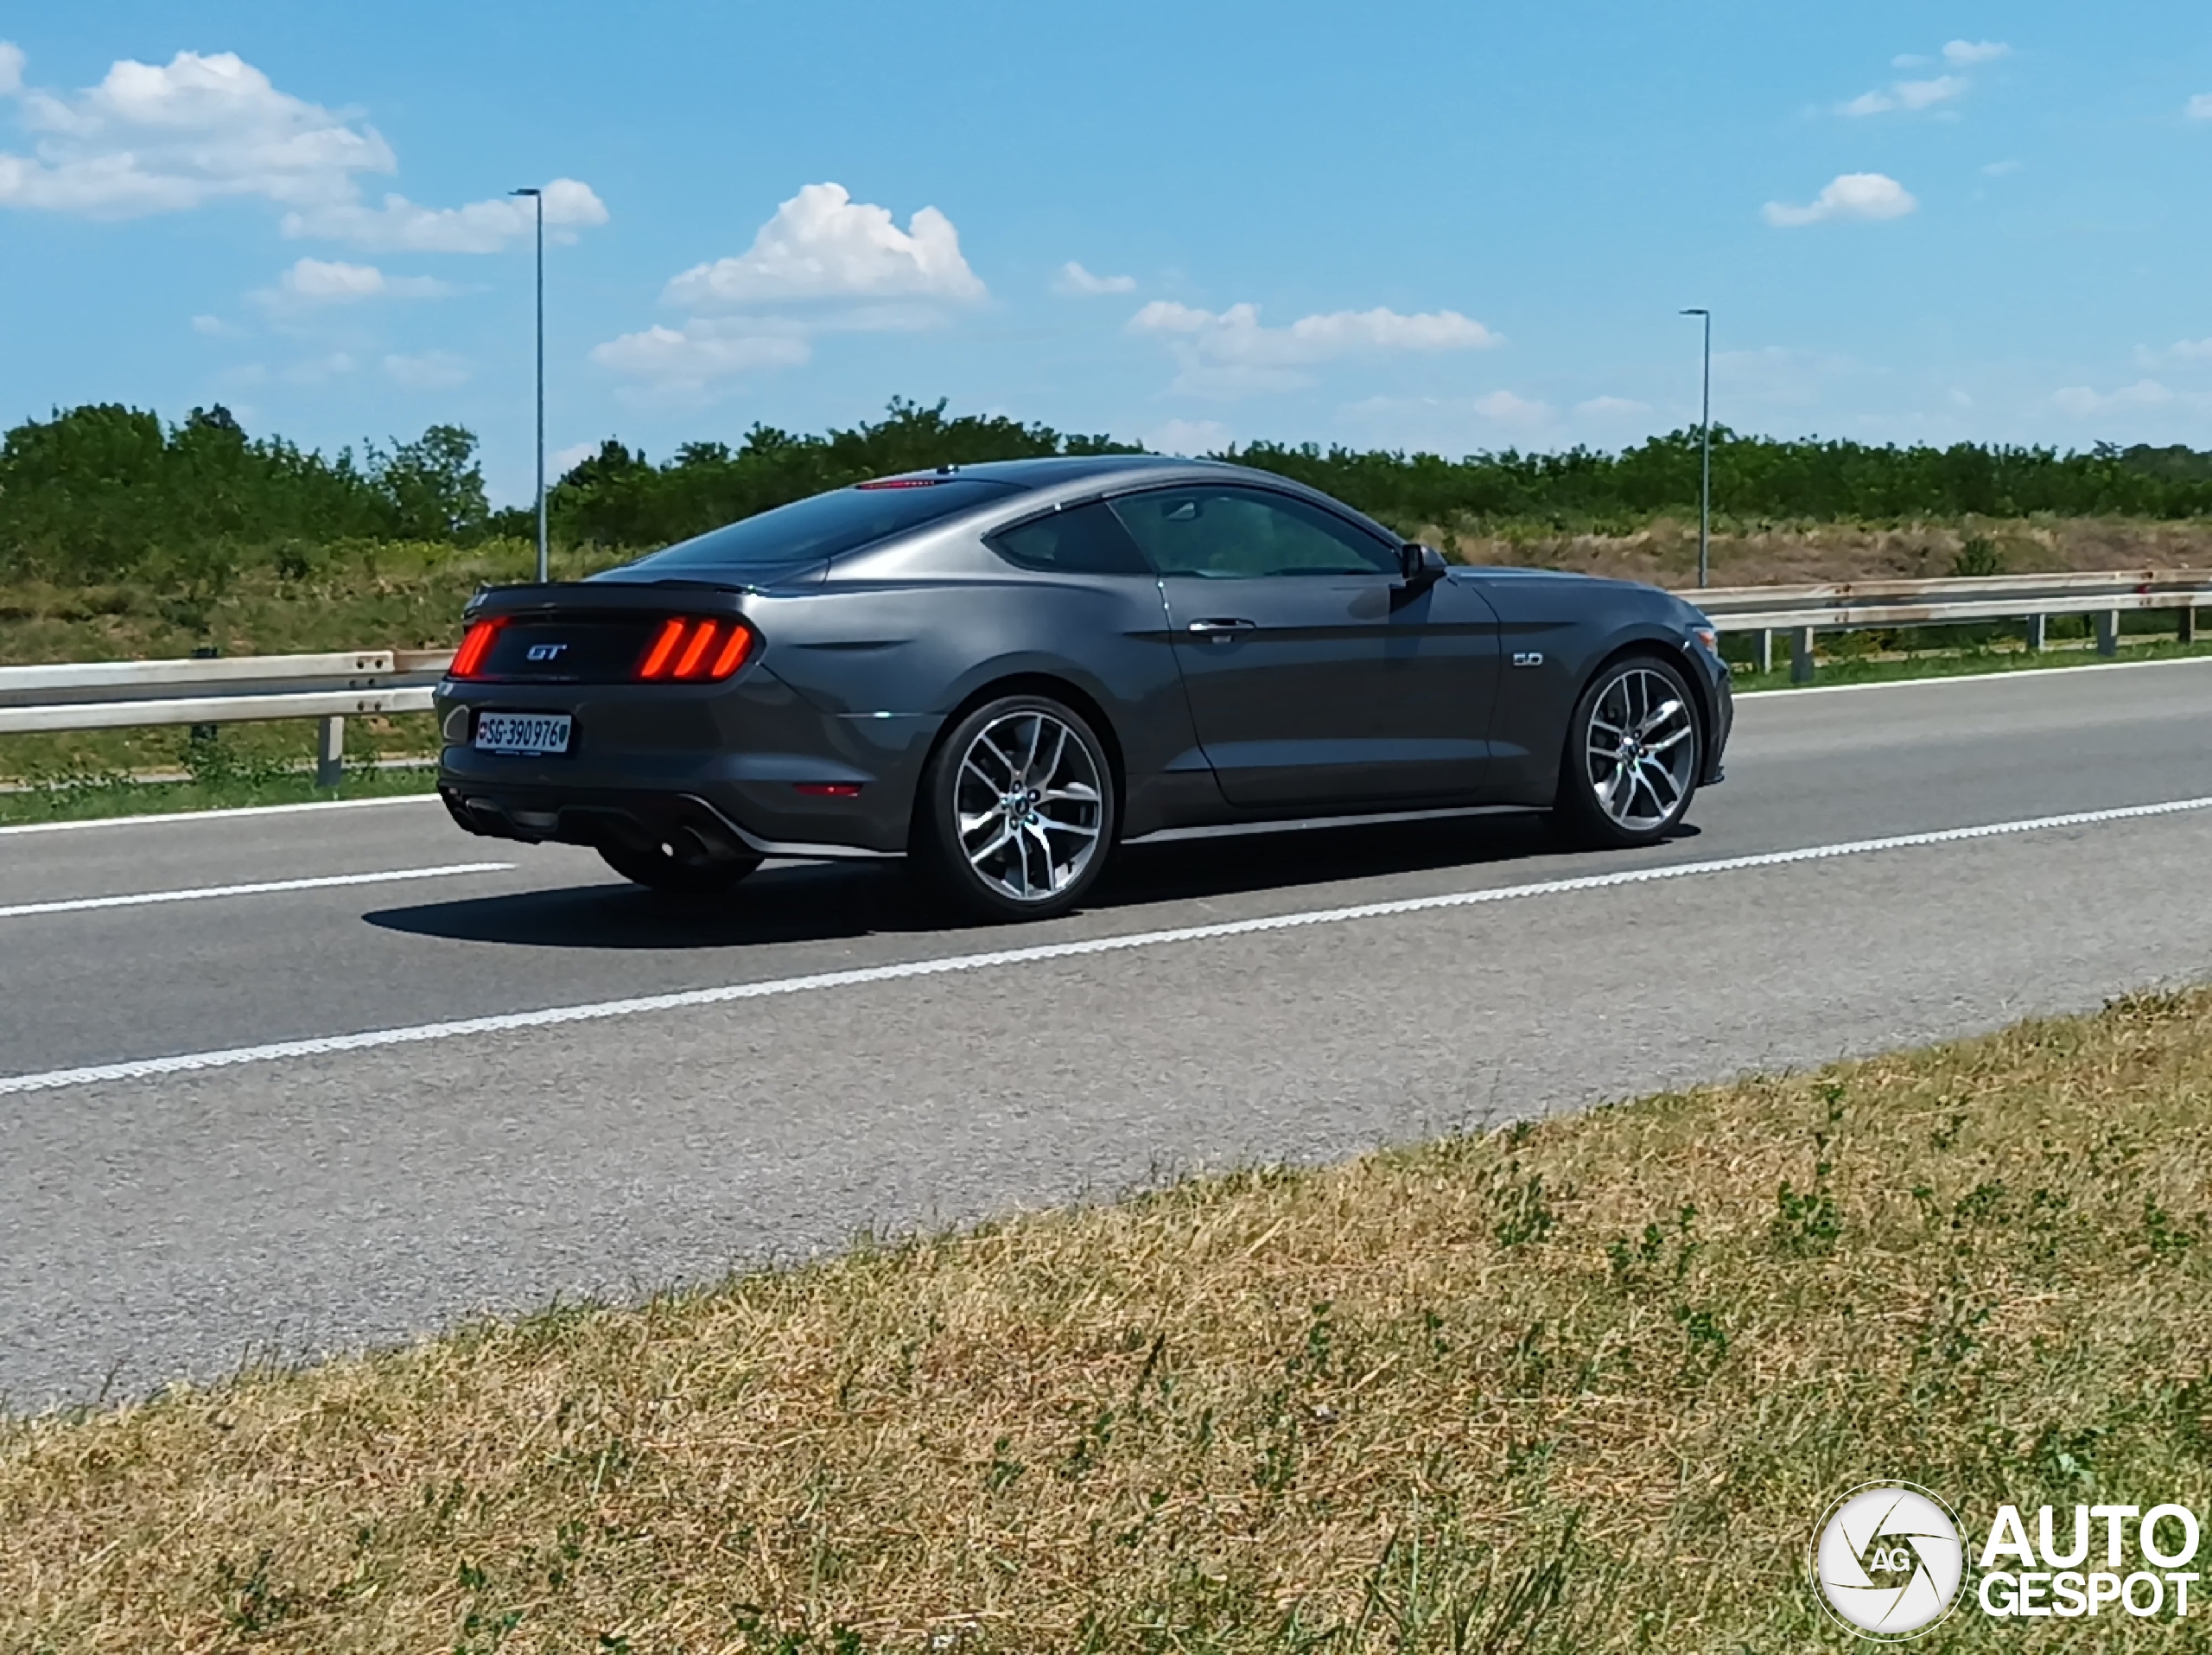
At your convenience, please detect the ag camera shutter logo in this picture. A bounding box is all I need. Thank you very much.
[1810,1481,1966,1639]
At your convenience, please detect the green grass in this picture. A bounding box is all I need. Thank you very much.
[0,742,439,826]
[8,991,2212,1650]
[1726,633,2212,692]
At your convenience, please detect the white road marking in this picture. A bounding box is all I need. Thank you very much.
[0,863,513,920]
[5,793,2209,1098]
[0,792,442,837]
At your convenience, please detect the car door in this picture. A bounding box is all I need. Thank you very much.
[1109,483,1501,807]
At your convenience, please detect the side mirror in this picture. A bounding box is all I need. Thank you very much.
[1398,542,1447,586]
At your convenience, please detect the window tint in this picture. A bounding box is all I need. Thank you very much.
[615,478,1022,573]
[987,500,1152,576]
[1109,487,1398,579]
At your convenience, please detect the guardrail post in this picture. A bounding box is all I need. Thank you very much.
[2183,608,2199,646]
[315,715,345,789]
[189,646,219,745]
[1752,628,1774,675]
[2096,609,2120,658]
[1789,626,1816,684]
[2024,614,2046,652]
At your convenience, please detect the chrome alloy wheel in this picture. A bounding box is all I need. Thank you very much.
[1584,667,1697,832]
[953,708,1105,903]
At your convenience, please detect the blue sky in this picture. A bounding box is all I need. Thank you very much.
[3,0,2211,502]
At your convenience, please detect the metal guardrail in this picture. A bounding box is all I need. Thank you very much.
[0,570,2207,780]
[0,649,452,786]
[1684,569,2212,681]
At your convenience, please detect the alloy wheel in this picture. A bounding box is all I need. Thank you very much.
[952,707,1105,903]
[1583,666,1696,832]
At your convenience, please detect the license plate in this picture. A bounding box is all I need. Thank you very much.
[473,711,573,755]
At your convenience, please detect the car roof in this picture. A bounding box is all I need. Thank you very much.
[872,454,1243,490]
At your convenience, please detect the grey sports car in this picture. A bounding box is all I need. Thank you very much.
[435,455,1732,919]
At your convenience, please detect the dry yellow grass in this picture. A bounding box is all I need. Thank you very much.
[1434,514,2212,589]
[7,993,2212,1652]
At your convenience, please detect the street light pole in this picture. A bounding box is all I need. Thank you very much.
[1680,307,1712,589]
[511,187,547,583]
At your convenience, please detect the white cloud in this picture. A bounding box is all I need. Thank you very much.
[2167,339,2212,361]
[589,317,813,391]
[1471,390,1554,426]
[1053,260,1135,296]
[190,313,241,337]
[0,45,602,253]
[257,255,454,308]
[1575,395,1652,418]
[1127,300,1499,395]
[550,441,601,478]
[279,351,356,385]
[1145,417,1231,455]
[1942,40,2011,66]
[0,48,392,217]
[1840,73,1965,116]
[284,176,607,253]
[2190,93,2212,121]
[1982,158,2022,175]
[663,182,984,308]
[2050,380,2183,418]
[1763,173,1917,227]
[383,350,469,389]
[1894,74,1968,110]
[1891,53,1931,68]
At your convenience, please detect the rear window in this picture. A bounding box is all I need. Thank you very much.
[615,478,1023,573]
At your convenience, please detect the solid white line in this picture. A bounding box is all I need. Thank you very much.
[1733,652,2212,700]
[5,792,2209,1098]
[0,862,514,920]
[0,791,442,837]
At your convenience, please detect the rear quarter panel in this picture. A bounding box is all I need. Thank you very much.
[746,563,1214,835]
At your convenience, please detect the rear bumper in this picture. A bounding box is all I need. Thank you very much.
[437,782,901,862]
[431,671,940,858]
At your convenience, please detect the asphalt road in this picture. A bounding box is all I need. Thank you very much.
[5,659,2212,1409]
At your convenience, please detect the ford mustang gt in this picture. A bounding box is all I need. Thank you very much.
[435,455,1732,920]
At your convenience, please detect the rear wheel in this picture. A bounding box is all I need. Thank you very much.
[596,837,761,895]
[915,694,1116,921]
[1550,654,1701,848]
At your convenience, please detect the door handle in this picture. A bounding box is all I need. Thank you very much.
[1187,617,1257,640]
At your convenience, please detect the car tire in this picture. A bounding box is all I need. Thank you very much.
[596,837,761,895]
[1550,653,1702,850]
[915,693,1117,921]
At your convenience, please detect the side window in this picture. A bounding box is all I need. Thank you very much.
[986,500,1152,575]
[1109,487,1398,578]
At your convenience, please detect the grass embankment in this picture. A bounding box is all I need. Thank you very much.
[8,993,2212,1650]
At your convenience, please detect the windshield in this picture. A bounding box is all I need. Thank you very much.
[610,478,1024,575]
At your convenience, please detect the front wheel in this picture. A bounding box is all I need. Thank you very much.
[1550,655,1701,849]
[915,695,1116,921]
[596,838,761,895]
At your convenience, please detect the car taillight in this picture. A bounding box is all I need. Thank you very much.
[636,617,757,681]
[450,618,503,678]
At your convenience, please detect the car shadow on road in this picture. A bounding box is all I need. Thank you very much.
[361,811,1699,952]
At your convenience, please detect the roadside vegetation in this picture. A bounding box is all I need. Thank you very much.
[7,989,2212,1650]
[4,398,2209,811]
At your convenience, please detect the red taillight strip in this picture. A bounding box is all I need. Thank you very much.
[707,624,753,678]
[637,618,688,679]
[671,621,721,679]
[450,618,502,678]
[636,616,757,682]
